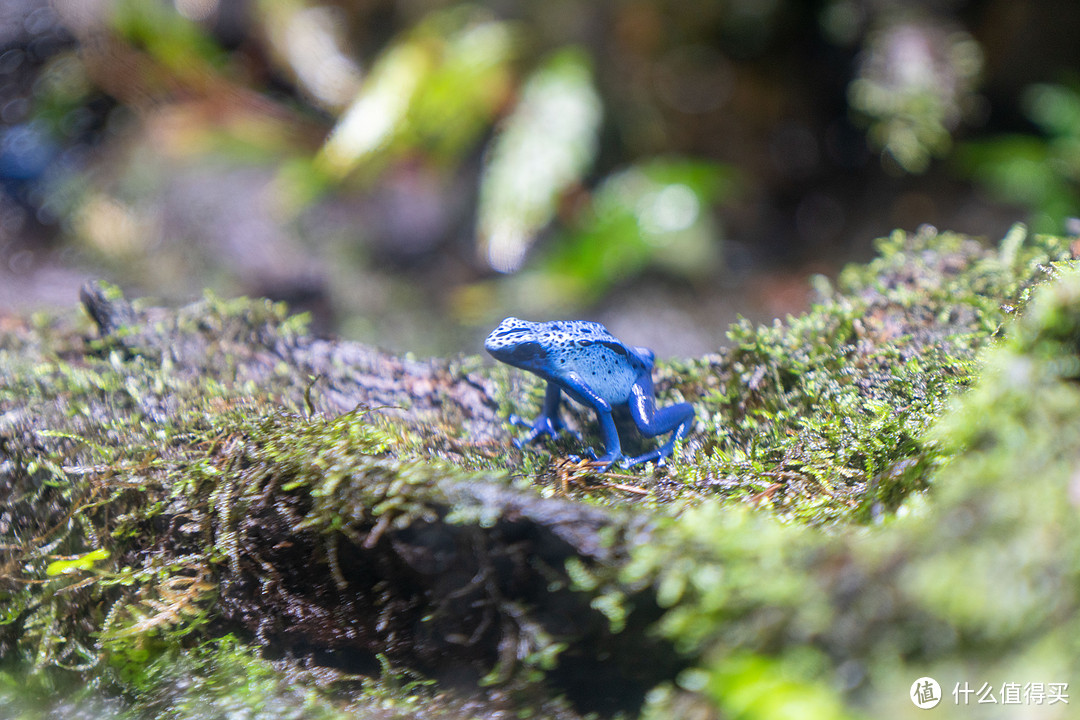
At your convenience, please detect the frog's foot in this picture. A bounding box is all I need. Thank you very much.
[573,447,624,472]
[509,413,576,446]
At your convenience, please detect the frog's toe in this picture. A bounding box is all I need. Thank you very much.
[566,450,619,471]
[571,447,601,463]
[592,451,625,471]
[508,413,565,445]
[624,449,666,467]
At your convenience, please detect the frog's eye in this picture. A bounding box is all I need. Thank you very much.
[496,326,531,339]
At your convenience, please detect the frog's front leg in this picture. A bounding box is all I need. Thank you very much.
[625,373,694,467]
[511,381,569,445]
[550,371,623,469]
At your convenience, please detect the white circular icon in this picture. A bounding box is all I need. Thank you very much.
[911,677,942,709]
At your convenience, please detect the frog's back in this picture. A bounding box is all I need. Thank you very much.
[543,320,648,404]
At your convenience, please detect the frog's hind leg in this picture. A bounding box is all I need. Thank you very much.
[625,380,694,467]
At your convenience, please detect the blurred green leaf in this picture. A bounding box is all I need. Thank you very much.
[510,158,736,312]
[476,47,602,273]
[110,0,227,73]
[958,82,1080,229]
[565,157,732,275]
[1025,83,1080,138]
[850,80,952,173]
[317,8,517,181]
[459,157,735,320]
[958,136,1056,205]
[958,132,1079,229]
[258,1,363,111]
[848,20,982,174]
[702,651,859,720]
[318,39,432,178]
[407,11,518,165]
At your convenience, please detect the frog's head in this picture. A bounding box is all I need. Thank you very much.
[485,317,547,370]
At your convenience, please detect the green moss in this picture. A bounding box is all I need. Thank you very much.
[0,290,524,715]
[0,634,471,720]
[659,225,1073,522]
[4,281,626,717]
[633,263,1080,720]
[5,225,1080,719]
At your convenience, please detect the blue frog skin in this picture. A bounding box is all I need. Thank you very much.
[485,317,694,468]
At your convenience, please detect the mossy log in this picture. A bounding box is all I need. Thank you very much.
[3,225,1080,719]
[3,281,679,717]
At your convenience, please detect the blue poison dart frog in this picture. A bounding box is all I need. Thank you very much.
[485,317,694,468]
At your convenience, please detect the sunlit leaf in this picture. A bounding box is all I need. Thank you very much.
[315,8,516,182]
[477,47,602,273]
[701,651,858,720]
[317,40,433,178]
[259,1,363,110]
[407,11,517,164]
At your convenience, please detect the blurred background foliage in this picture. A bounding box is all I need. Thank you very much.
[2,0,1080,354]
